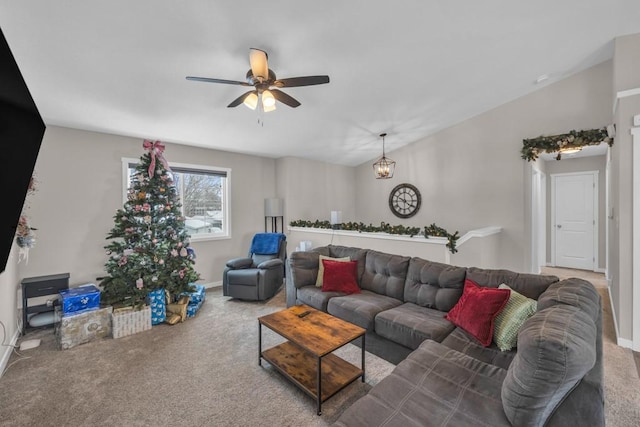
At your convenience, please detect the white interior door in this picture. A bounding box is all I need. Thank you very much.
[552,172,596,270]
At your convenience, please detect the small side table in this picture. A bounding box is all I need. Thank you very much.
[21,273,69,334]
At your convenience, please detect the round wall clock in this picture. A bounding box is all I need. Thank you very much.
[389,183,421,218]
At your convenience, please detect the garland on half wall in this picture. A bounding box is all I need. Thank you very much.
[289,220,460,254]
[521,127,614,161]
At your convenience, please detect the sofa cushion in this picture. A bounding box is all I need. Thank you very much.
[360,249,410,301]
[466,267,558,300]
[404,257,466,311]
[537,278,601,323]
[321,260,360,294]
[445,279,510,346]
[441,328,516,370]
[327,290,402,331]
[374,303,456,350]
[334,340,511,427]
[493,284,537,351]
[501,304,597,427]
[315,255,350,287]
[327,245,368,282]
[296,285,343,311]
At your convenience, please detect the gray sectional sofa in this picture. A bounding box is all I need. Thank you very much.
[285,245,604,427]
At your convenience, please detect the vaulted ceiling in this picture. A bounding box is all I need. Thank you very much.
[1,1,639,166]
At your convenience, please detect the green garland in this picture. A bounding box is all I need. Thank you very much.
[521,127,613,161]
[289,220,459,254]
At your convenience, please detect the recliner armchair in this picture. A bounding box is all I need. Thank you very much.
[223,233,286,301]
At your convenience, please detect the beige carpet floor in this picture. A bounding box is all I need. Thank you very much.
[1,269,638,426]
[0,288,395,427]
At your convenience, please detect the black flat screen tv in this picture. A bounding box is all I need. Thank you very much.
[0,26,45,273]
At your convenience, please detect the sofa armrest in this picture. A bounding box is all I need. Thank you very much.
[256,259,283,270]
[226,257,253,269]
[289,251,321,288]
[285,251,321,307]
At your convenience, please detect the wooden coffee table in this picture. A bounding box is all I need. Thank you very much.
[258,304,366,415]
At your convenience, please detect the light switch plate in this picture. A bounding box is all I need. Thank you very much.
[634,114,640,126]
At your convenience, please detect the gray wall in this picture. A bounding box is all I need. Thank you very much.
[544,155,607,270]
[275,156,356,229]
[354,60,613,272]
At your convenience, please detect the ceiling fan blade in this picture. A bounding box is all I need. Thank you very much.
[275,75,330,88]
[227,90,256,108]
[271,89,301,108]
[186,76,251,86]
[249,48,269,81]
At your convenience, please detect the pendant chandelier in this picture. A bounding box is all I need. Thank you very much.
[372,133,396,179]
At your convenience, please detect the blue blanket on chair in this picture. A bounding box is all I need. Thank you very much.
[250,233,286,255]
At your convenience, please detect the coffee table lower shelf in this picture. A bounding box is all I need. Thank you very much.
[261,341,363,413]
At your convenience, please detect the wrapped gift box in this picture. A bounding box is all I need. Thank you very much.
[186,300,203,317]
[59,284,101,315]
[180,283,206,304]
[184,284,206,318]
[55,306,112,350]
[112,305,151,338]
[147,288,166,325]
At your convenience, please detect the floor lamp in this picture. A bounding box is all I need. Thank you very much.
[264,198,284,233]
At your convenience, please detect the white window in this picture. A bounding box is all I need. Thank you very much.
[122,158,231,241]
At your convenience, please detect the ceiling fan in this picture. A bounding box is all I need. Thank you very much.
[186,48,330,112]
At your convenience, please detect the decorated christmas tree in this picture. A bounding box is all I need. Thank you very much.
[100,140,200,307]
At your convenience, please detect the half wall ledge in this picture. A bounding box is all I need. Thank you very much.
[287,226,502,268]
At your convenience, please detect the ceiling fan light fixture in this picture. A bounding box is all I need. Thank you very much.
[262,90,276,107]
[243,92,259,110]
[373,133,396,179]
[249,48,269,81]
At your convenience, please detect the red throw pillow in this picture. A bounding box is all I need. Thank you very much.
[444,278,510,346]
[321,259,361,294]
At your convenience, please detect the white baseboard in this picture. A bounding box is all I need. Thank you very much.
[203,281,222,289]
[0,328,20,378]
[618,337,634,349]
[606,286,634,349]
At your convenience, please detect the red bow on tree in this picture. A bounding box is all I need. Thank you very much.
[143,140,171,178]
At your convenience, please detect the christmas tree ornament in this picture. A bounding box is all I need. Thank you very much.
[136,278,144,289]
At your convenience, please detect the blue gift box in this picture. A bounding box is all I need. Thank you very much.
[180,284,205,304]
[147,288,166,325]
[183,284,206,318]
[59,284,101,315]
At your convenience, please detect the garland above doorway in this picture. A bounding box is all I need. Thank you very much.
[521,127,614,161]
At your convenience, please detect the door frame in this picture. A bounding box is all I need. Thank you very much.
[530,167,546,274]
[550,170,599,271]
